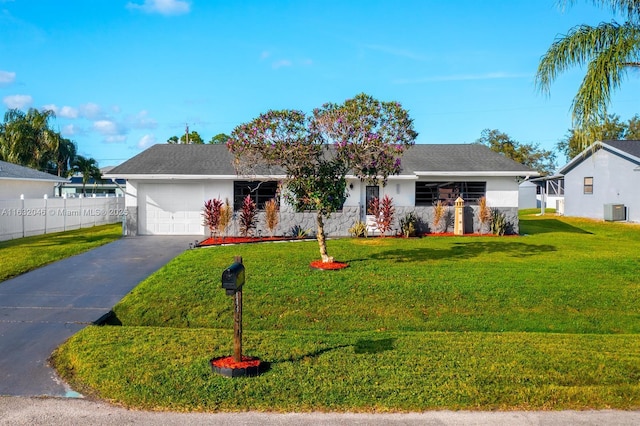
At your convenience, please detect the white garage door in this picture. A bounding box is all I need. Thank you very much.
[139,183,204,235]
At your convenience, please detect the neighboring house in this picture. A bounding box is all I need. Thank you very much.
[105,144,538,237]
[0,160,68,199]
[60,167,125,197]
[558,140,640,222]
[518,175,565,213]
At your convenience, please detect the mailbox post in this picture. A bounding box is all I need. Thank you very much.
[221,256,245,363]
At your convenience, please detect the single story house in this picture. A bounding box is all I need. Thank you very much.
[0,160,68,199]
[105,143,538,237]
[558,140,640,222]
[60,167,126,197]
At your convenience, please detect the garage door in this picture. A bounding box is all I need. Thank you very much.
[139,183,204,235]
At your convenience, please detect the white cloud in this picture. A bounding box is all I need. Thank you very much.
[3,94,32,109]
[94,119,128,144]
[260,51,271,60]
[126,0,190,16]
[79,103,103,119]
[128,110,157,129]
[0,70,16,85]
[104,135,127,144]
[137,134,157,149]
[61,124,80,136]
[272,59,292,69]
[93,120,121,135]
[59,106,79,118]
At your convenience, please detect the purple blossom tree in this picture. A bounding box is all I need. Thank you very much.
[227,93,417,263]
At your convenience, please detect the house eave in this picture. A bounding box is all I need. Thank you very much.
[0,176,69,183]
[103,174,288,180]
[414,171,539,177]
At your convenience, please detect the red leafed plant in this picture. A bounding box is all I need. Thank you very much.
[239,195,257,237]
[203,198,224,237]
[369,195,395,236]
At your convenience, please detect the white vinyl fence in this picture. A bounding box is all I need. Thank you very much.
[0,195,125,241]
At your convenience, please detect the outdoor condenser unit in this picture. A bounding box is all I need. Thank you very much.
[604,203,626,221]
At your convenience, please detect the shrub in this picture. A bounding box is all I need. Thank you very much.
[202,198,223,237]
[477,196,492,234]
[491,209,507,236]
[369,195,395,236]
[348,220,368,237]
[264,198,279,237]
[218,199,232,237]
[290,225,312,239]
[239,195,257,237]
[432,200,447,233]
[399,212,417,237]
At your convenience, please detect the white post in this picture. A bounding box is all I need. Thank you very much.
[20,194,25,238]
[43,194,48,235]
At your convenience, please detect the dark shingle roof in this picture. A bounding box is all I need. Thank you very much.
[602,140,640,160]
[399,144,534,173]
[107,143,537,177]
[0,160,68,182]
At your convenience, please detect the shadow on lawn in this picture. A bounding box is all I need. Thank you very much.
[520,218,593,235]
[271,338,397,365]
[369,241,556,263]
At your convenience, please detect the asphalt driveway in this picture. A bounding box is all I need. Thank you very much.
[0,235,194,397]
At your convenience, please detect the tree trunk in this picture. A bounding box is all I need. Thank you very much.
[316,212,334,263]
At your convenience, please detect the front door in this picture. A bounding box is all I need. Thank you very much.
[365,185,379,233]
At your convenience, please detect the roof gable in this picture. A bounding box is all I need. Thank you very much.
[558,140,640,175]
[107,143,538,178]
[0,160,68,183]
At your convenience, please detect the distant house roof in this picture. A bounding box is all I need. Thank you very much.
[0,160,68,183]
[106,143,538,179]
[558,140,640,175]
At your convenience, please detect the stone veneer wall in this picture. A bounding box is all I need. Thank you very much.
[126,204,519,237]
[247,205,519,237]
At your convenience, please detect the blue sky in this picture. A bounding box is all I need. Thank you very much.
[1,0,639,168]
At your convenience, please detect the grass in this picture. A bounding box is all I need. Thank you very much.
[0,224,122,282]
[51,214,640,411]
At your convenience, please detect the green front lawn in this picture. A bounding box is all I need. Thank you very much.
[52,215,640,411]
[0,223,123,282]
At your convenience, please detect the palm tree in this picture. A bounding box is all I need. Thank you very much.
[72,155,102,195]
[0,108,58,171]
[536,0,640,149]
[55,137,77,177]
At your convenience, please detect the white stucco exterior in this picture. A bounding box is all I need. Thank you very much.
[0,179,60,199]
[562,147,640,222]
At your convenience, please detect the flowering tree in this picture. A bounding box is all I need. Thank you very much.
[227,93,417,263]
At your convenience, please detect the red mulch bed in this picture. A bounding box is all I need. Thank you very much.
[197,236,293,246]
[309,260,349,270]
[211,355,261,370]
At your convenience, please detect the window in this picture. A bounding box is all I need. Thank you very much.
[583,177,593,194]
[415,181,486,206]
[233,181,278,210]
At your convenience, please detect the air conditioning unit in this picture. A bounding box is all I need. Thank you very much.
[604,204,626,221]
[556,199,565,215]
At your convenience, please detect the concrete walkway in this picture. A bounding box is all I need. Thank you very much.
[0,235,194,397]
[1,396,640,425]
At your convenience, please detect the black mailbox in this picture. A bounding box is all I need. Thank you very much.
[221,262,245,295]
